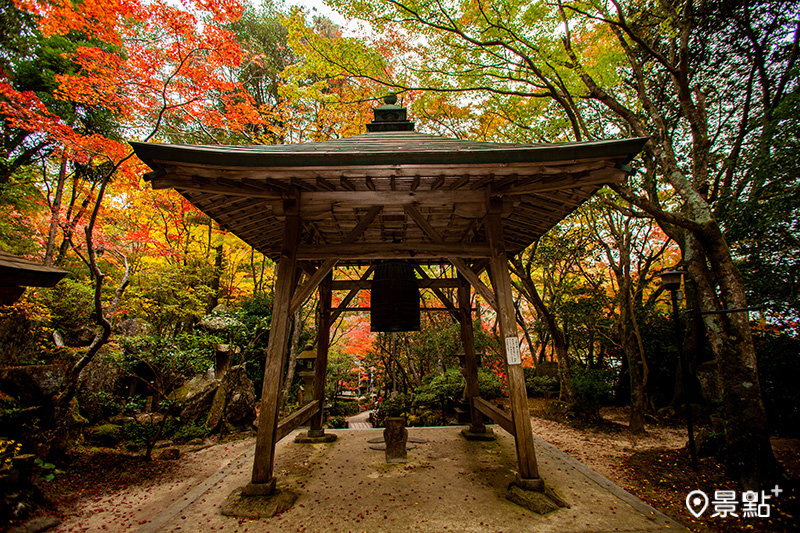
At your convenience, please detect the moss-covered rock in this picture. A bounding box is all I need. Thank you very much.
[86,424,123,446]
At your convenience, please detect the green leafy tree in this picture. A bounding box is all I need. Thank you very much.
[318,0,796,489]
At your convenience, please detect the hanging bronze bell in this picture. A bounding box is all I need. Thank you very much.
[370,260,420,332]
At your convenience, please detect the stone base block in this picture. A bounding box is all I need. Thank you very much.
[505,479,568,515]
[369,443,416,451]
[515,474,545,492]
[221,487,298,518]
[294,431,337,444]
[242,479,277,496]
[460,427,496,441]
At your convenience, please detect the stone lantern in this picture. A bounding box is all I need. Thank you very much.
[297,343,316,405]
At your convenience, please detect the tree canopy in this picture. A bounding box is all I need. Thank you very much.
[1,0,797,492]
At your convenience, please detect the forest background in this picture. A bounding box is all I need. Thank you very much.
[0,0,798,495]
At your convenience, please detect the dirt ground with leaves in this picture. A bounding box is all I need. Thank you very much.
[527,406,799,533]
[18,407,799,533]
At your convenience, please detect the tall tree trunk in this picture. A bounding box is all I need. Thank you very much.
[208,243,223,312]
[686,231,778,489]
[514,297,537,368]
[44,156,67,266]
[279,308,302,413]
[49,174,114,458]
[106,252,131,327]
[620,279,647,435]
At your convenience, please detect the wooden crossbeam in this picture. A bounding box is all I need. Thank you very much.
[331,278,462,290]
[498,165,625,196]
[275,400,321,442]
[301,190,484,206]
[331,306,471,313]
[330,265,376,322]
[414,265,458,318]
[291,242,492,261]
[473,397,515,436]
[404,204,497,310]
[289,258,337,315]
[155,157,615,181]
[288,206,382,314]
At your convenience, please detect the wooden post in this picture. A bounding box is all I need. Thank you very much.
[248,198,300,494]
[458,276,485,434]
[485,196,541,484]
[308,271,332,435]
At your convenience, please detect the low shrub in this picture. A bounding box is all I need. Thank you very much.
[327,415,346,429]
[477,368,504,399]
[569,367,614,421]
[172,422,211,443]
[371,393,411,427]
[525,372,558,396]
[328,400,359,417]
[86,424,123,446]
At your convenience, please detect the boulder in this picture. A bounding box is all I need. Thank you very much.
[157,447,181,460]
[199,305,244,332]
[76,345,125,422]
[221,366,257,429]
[178,379,219,425]
[0,365,64,408]
[206,378,229,431]
[534,361,559,379]
[73,327,98,347]
[178,365,256,433]
[116,318,152,337]
[199,315,244,332]
[0,310,41,365]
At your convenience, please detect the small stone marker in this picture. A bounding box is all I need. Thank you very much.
[383,417,408,463]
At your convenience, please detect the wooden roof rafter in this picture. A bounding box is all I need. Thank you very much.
[132,132,647,267]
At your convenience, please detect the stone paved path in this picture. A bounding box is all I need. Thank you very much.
[346,409,373,429]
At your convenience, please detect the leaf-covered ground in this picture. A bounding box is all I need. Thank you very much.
[22,410,800,533]
[529,405,799,533]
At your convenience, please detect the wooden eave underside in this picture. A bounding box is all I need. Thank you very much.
[134,135,646,265]
[0,251,68,287]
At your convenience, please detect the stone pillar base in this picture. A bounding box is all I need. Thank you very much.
[505,478,568,515]
[294,431,338,444]
[515,474,545,492]
[222,486,298,518]
[243,478,277,497]
[460,427,496,441]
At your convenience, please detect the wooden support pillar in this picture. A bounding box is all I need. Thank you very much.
[308,271,332,435]
[249,198,300,494]
[458,275,485,434]
[485,196,540,482]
